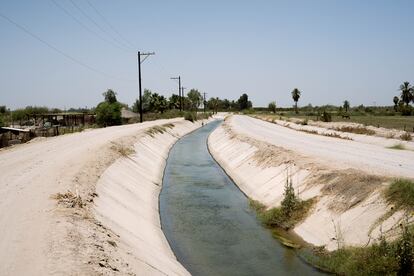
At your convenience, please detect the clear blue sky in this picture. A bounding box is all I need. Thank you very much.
[1,0,414,109]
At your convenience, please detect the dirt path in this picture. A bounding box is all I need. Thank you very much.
[231,115,414,178]
[0,119,185,275]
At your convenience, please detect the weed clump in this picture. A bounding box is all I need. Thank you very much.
[400,132,412,141]
[385,179,414,210]
[335,126,376,135]
[304,223,414,275]
[184,112,197,122]
[52,190,84,208]
[320,111,332,122]
[110,142,134,156]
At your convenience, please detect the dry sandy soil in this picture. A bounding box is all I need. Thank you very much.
[233,115,414,178]
[0,118,203,275]
[255,114,414,151]
[208,115,414,250]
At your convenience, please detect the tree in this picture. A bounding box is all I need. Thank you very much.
[222,99,231,110]
[187,89,203,111]
[207,97,220,114]
[399,82,413,106]
[95,102,122,126]
[168,94,181,110]
[132,89,152,113]
[96,89,122,126]
[393,96,400,111]
[237,93,252,110]
[149,93,168,113]
[291,88,301,114]
[103,89,117,104]
[268,101,276,113]
[343,100,350,113]
[0,106,6,114]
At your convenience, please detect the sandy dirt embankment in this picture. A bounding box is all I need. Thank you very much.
[0,118,205,275]
[208,115,414,251]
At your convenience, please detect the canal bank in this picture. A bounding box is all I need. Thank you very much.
[208,115,404,252]
[93,119,211,275]
[160,120,321,275]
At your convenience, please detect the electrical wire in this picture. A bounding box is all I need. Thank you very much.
[0,12,135,82]
[85,0,137,50]
[50,0,133,54]
[69,0,134,52]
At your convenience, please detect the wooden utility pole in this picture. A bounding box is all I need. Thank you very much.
[181,87,186,111]
[138,51,155,123]
[203,92,207,114]
[170,76,181,111]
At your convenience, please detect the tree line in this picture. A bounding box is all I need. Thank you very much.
[131,89,253,114]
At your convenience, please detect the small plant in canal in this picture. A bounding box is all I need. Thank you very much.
[249,177,315,230]
[281,177,297,217]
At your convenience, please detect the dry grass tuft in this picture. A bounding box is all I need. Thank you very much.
[145,123,174,137]
[334,126,376,135]
[110,142,134,157]
[314,169,386,212]
[400,132,413,141]
[52,190,84,208]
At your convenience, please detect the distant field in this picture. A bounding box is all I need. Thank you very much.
[260,113,414,132]
[331,116,414,131]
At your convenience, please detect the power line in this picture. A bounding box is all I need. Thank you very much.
[85,0,137,50]
[69,0,134,52]
[50,0,132,54]
[0,12,134,82]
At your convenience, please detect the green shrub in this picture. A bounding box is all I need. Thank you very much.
[397,223,413,275]
[400,105,413,116]
[400,132,412,141]
[303,222,414,275]
[250,178,314,230]
[95,101,122,127]
[184,111,197,122]
[197,112,212,120]
[281,178,298,217]
[242,108,255,115]
[0,115,4,127]
[320,111,332,122]
[385,179,414,210]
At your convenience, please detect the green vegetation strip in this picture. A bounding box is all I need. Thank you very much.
[250,178,414,275]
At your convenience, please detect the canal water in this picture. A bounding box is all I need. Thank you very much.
[160,120,322,275]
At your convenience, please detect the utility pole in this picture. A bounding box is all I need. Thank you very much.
[138,51,155,123]
[170,76,181,111]
[203,92,207,114]
[181,87,186,111]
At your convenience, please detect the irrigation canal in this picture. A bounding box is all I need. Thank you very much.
[160,120,322,275]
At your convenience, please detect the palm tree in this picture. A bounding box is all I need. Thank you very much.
[399,82,413,106]
[291,88,301,114]
[393,96,399,111]
[343,100,350,113]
